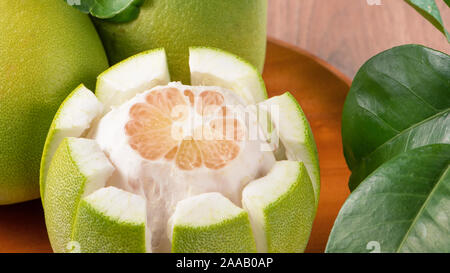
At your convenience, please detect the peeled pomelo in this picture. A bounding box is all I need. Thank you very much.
[92,81,275,252]
[42,47,319,253]
[0,0,108,205]
[92,0,267,83]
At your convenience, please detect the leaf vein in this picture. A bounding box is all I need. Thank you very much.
[396,165,450,252]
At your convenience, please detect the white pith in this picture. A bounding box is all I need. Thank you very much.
[96,49,170,112]
[42,85,103,181]
[84,186,146,224]
[242,161,302,252]
[67,137,114,197]
[45,48,318,253]
[83,186,152,253]
[167,192,244,241]
[56,86,104,131]
[190,47,266,104]
[258,93,319,203]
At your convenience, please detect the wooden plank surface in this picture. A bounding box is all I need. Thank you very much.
[268,0,450,78]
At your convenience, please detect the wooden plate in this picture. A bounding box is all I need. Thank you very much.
[0,38,351,253]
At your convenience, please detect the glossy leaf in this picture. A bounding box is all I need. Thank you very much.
[326,144,450,253]
[405,0,450,42]
[342,44,450,190]
[65,0,144,23]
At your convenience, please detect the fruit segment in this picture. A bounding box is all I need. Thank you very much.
[123,85,246,171]
[43,137,114,253]
[72,187,149,253]
[242,161,316,253]
[258,92,320,208]
[169,192,257,253]
[96,48,170,111]
[189,47,267,104]
[40,85,104,203]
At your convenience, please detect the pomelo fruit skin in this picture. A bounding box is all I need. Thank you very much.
[170,193,257,253]
[44,138,114,253]
[40,85,104,205]
[0,0,109,204]
[93,0,267,84]
[72,187,149,253]
[242,161,316,253]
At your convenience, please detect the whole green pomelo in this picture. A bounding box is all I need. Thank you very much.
[94,0,267,84]
[0,0,109,205]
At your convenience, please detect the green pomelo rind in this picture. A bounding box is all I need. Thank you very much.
[0,0,108,205]
[93,0,267,84]
[189,46,267,104]
[242,161,316,253]
[40,85,103,204]
[259,92,320,207]
[72,187,148,253]
[170,193,257,253]
[95,48,170,111]
[44,137,113,253]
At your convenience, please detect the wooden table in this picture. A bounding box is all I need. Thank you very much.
[268,0,450,78]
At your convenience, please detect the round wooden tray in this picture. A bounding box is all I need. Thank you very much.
[0,38,351,253]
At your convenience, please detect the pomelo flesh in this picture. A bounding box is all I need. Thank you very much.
[93,0,267,84]
[0,0,108,204]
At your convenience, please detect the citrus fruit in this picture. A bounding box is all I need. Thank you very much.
[42,47,319,253]
[93,0,267,83]
[0,0,108,204]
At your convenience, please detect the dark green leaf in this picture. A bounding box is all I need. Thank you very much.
[342,44,450,190]
[326,144,450,253]
[65,0,144,23]
[405,0,450,42]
